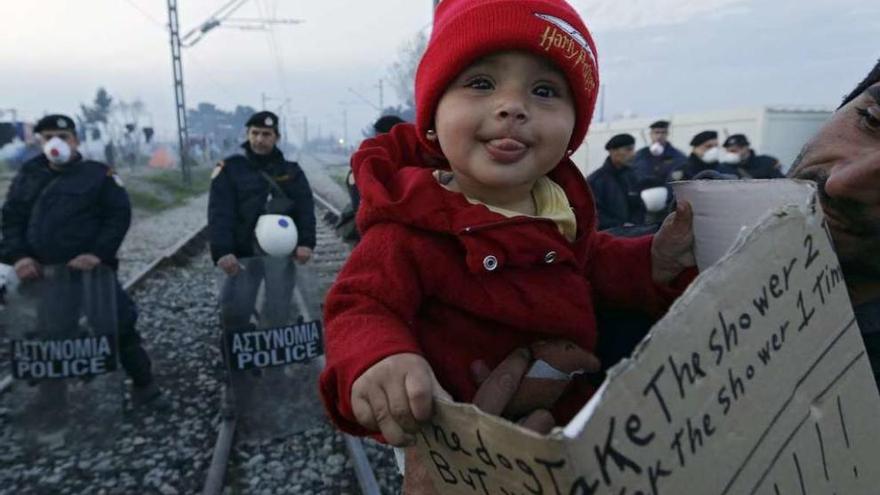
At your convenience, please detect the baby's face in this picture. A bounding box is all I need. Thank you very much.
[434,50,576,195]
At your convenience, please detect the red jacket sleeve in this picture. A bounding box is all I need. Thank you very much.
[586,232,693,317]
[319,223,424,436]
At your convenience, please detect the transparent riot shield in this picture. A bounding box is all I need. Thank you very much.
[217,256,325,439]
[0,264,122,448]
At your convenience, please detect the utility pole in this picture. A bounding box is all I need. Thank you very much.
[164,0,303,186]
[166,0,191,185]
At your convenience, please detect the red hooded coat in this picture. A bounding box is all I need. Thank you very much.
[319,123,682,436]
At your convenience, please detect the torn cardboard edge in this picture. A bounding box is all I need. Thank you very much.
[565,181,820,437]
[417,185,880,495]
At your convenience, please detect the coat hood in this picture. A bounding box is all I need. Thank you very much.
[352,123,596,236]
[350,123,600,273]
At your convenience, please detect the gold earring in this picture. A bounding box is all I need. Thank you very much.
[426,129,437,141]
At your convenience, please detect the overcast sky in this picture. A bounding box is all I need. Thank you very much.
[2,0,879,144]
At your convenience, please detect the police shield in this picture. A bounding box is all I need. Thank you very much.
[217,256,325,439]
[0,264,122,447]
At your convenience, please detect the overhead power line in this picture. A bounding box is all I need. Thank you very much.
[123,0,166,28]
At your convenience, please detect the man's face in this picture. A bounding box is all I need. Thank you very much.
[650,128,669,145]
[247,127,278,155]
[609,145,635,167]
[789,83,880,290]
[693,138,719,159]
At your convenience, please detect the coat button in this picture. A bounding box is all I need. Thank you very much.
[483,255,498,271]
[544,251,557,264]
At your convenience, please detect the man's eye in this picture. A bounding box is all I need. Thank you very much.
[533,85,559,98]
[465,77,493,90]
[856,106,880,130]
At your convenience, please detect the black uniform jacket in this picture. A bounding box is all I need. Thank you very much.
[587,158,646,231]
[0,153,130,269]
[736,151,784,179]
[208,143,316,263]
[632,144,688,188]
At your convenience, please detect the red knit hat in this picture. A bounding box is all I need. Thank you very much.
[415,0,599,153]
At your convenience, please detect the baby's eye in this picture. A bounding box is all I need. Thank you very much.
[533,84,560,98]
[465,77,493,90]
[856,106,880,132]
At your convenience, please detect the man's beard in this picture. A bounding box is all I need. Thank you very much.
[793,166,880,282]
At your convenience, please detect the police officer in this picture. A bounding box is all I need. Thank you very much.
[0,114,163,407]
[587,133,646,231]
[674,130,740,180]
[723,134,784,179]
[208,111,316,327]
[632,120,688,188]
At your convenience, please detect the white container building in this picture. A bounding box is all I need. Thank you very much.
[572,106,832,178]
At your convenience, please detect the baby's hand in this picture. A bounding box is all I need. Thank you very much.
[651,200,696,284]
[350,353,450,446]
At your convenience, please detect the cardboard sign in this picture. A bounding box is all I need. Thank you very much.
[11,335,118,379]
[417,194,880,494]
[225,320,324,371]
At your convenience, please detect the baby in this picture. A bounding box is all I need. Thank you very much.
[319,0,694,447]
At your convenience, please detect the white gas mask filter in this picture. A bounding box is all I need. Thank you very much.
[649,142,665,156]
[43,137,72,165]
[701,146,721,163]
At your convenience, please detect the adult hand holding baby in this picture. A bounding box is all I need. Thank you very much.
[651,200,696,284]
[350,353,451,447]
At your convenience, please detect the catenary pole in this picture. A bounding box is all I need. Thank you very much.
[166,0,192,185]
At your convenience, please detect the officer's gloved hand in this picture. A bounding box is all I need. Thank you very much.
[14,257,42,280]
[217,254,241,276]
[293,246,313,264]
[68,254,101,271]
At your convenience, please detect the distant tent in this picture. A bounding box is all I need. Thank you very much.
[149,146,175,169]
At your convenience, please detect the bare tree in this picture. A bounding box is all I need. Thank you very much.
[387,30,428,112]
[79,87,114,138]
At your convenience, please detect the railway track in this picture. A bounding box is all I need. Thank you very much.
[201,195,381,495]
[0,190,399,494]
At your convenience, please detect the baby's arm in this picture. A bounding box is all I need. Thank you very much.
[319,224,443,441]
[586,202,695,315]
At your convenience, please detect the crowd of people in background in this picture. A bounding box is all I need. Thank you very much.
[588,120,785,232]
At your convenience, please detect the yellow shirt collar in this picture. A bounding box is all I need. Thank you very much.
[438,172,577,241]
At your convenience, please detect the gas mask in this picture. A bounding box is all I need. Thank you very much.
[701,146,721,163]
[649,142,665,156]
[43,137,72,165]
[719,150,742,164]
